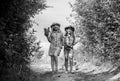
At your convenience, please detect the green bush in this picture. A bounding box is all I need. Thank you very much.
[73,0,120,64]
[0,0,46,81]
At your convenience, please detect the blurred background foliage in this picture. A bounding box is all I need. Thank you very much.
[0,0,46,81]
[1,0,120,80]
[72,0,120,67]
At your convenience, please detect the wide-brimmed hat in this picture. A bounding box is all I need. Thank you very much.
[51,23,60,28]
[65,26,75,32]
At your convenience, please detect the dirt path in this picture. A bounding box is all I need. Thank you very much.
[29,61,120,81]
[29,70,120,81]
[30,63,120,81]
[30,71,83,81]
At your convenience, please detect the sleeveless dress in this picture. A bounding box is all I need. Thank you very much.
[64,34,75,58]
[47,31,63,56]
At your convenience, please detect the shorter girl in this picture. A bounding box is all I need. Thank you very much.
[63,26,75,73]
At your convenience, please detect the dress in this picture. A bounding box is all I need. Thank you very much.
[47,31,63,56]
[64,34,75,58]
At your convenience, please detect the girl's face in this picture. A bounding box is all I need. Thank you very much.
[52,25,60,31]
[66,29,72,34]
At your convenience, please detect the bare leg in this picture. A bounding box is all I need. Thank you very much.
[64,49,69,72]
[54,56,58,72]
[51,56,54,72]
[70,57,73,72]
[65,58,68,71]
[69,49,73,72]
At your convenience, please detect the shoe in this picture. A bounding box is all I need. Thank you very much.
[69,70,74,74]
[70,71,74,74]
[65,71,68,74]
[54,70,58,74]
[52,71,55,74]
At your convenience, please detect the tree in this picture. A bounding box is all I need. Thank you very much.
[0,0,46,81]
[73,0,120,65]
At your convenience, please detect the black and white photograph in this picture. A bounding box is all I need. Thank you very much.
[0,0,120,81]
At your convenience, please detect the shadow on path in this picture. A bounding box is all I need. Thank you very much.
[29,70,120,81]
[29,62,120,81]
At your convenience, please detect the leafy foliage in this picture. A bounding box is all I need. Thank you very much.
[73,0,120,64]
[0,0,46,81]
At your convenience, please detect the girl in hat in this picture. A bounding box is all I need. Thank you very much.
[63,25,75,73]
[44,23,63,73]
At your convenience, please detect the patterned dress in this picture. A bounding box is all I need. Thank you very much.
[47,30,63,56]
[64,34,75,58]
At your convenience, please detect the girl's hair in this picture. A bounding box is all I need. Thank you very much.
[65,31,74,36]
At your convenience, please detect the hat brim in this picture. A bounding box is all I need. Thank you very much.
[65,26,75,32]
[51,23,60,28]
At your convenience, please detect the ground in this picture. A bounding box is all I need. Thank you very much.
[29,69,120,81]
[29,60,120,81]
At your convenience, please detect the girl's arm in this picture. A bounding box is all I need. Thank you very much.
[44,27,52,43]
[60,33,64,46]
[47,32,52,43]
[73,36,80,45]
